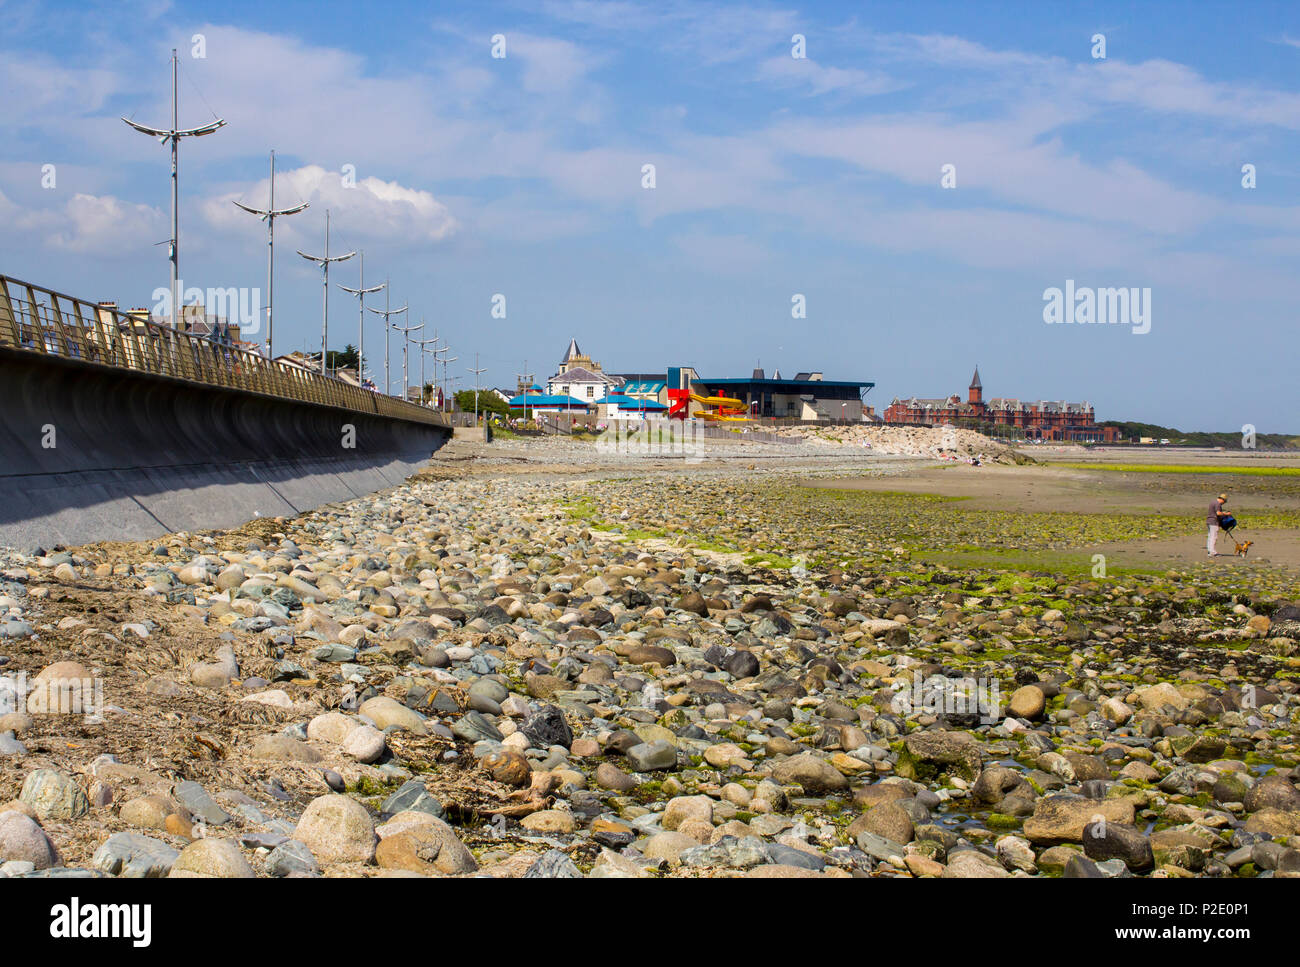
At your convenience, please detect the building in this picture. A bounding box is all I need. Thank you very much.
[687,368,874,421]
[883,367,1120,442]
[611,376,668,408]
[546,339,622,403]
[507,392,588,414]
[177,303,242,344]
[527,340,872,422]
[597,394,668,419]
[274,351,318,372]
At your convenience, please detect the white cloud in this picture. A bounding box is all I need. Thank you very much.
[882,32,1300,131]
[2,11,1297,306]
[204,164,457,245]
[510,33,604,94]
[0,188,163,254]
[757,55,902,97]
[0,53,125,127]
[768,114,1220,235]
[544,0,801,65]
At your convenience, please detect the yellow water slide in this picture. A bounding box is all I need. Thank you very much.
[689,391,749,421]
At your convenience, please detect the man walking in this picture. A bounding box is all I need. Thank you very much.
[1207,493,1229,557]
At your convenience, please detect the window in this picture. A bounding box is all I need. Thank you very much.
[561,385,569,396]
[586,385,595,398]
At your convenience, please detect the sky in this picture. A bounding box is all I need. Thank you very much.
[1,0,1298,430]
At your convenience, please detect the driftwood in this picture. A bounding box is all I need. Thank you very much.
[438,769,559,821]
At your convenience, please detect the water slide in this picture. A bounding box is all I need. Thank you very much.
[689,391,749,421]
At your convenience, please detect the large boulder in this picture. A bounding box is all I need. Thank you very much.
[1023,796,1136,846]
[294,794,376,865]
[26,661,96,714]
[771,753,850,794]
[167,838,254,878]
[1082,819,1153,871]
[941,850,1012,878]
[358,696,428,735]
[1244,776,1300,813]
[1007,685,1045,720]
[92,832,179,878]
[662,795,715,831]
[897,731,983,781]
[19,769,89,821]
[0,811,59,869]
[847,803,914,845]
[375,811,477,875]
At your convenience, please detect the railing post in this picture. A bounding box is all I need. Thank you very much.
[0,279,19,350]
[23,285,48,354]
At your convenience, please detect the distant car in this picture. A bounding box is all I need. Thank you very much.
[1159,438,1170,445]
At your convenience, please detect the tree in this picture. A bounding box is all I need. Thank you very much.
[326,344,358,371]
[455,389,508,418]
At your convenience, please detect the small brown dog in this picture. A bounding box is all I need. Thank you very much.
[1233,539,1253,557]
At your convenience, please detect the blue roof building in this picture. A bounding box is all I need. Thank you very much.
[508,393,589,412]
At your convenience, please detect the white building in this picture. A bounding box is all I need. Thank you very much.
[546,339,622,404]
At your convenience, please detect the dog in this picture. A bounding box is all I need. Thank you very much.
[1233,539,1253,558]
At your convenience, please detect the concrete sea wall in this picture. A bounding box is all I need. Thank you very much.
[0,350,449,549]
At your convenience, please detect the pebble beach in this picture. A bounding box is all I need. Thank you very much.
[1,434,1298,880]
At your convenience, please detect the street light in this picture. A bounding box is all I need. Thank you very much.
[337,253,384,387]
[232,150,307,357]
[366,281,407,396]
[415,335,438,405]
[297,210,355,375]
[122,48,226,332]
[435,346,456,413]
[393,319,424,403]
[443,357,460,413]
[467,353,487,425]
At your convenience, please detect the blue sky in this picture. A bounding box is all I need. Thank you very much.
[1,0,1298,429]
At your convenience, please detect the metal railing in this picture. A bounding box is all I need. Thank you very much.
[0,274,448,428]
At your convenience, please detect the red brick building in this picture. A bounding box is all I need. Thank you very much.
[883,368,1119,442]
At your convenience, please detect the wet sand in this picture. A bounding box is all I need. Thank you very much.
[805,455,1300,569]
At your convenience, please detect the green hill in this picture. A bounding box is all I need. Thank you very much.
[1101,421,1300,450]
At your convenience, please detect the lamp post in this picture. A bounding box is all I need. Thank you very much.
[415,336,438,405]
[297,210,355,376]
[337,253,383,386]
[232,150,307,357]
[444,357,459,413]
[366,282,407,396]
[122,48,226,332]
[467,353,487,424]
[393,320,424,402]
[435,346,456,413]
